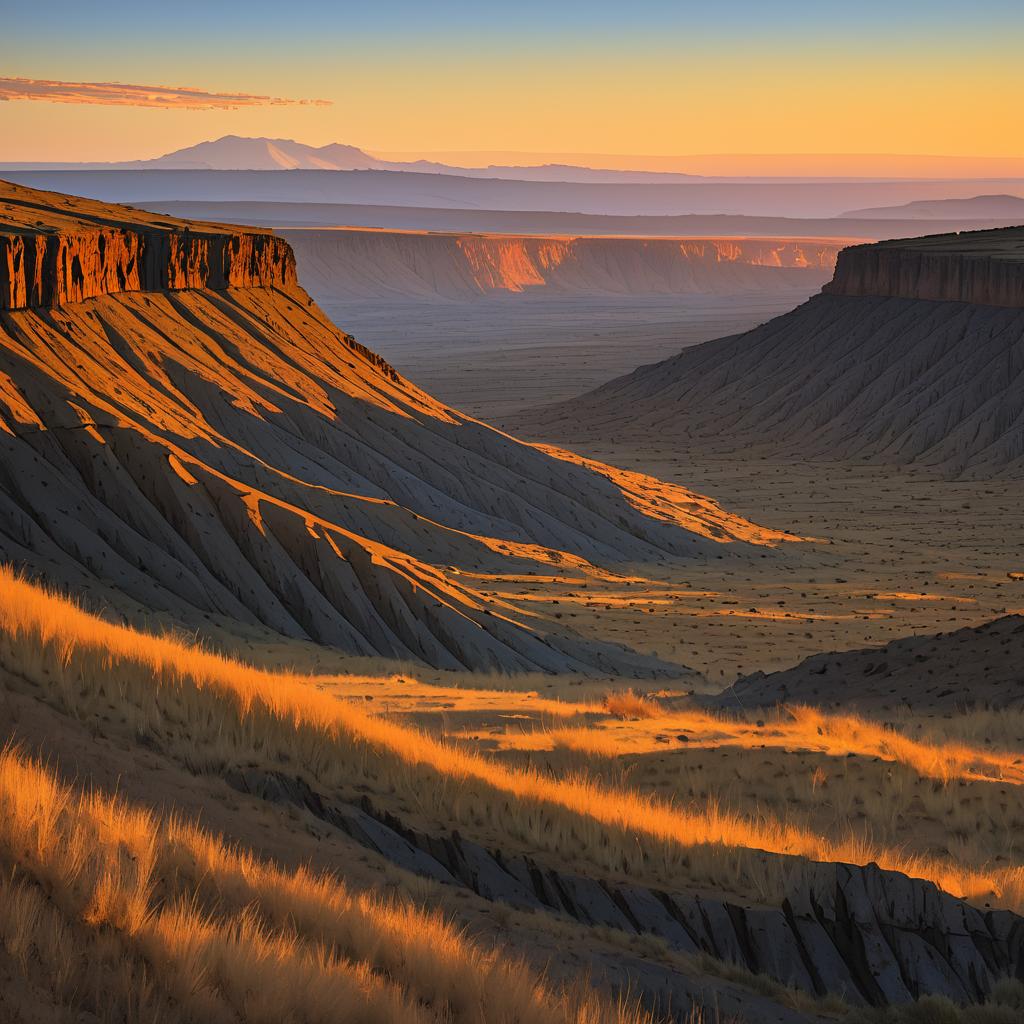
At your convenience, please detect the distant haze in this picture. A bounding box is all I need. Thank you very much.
[841,194,1024,219]
[373,152,1024,180]
[5,136,1024,181]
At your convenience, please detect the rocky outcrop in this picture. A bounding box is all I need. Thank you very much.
[713,615,1024,713]
[229,767,1024,1010]
[823,227,1024,308]
[0,227,295,309]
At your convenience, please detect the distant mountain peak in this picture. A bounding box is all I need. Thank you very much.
[60,136,704,182]
[142,136,381,171]
[842,193,1024,219]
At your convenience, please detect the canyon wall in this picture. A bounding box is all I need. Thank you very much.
[0,227,296,309]
[824,229,1024,308]
[284,228,843,301]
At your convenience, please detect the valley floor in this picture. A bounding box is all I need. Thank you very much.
[318,294,805,418]
[423,446,1023,688]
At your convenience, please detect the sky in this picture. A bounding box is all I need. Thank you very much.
[1,0,1022,173]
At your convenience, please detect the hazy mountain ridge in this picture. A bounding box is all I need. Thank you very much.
[10,167,1024,221]
[842,193,1024,219]
[0,135,705,184]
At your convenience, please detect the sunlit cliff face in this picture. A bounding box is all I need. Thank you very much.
[446,235,844,293]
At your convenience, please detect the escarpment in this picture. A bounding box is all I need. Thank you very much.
[823,226,1024,307]
[0,180,295,309]
[283,227,844,301]
[0,181,799,675]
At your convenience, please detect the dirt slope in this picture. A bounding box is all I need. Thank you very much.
[712,615,1024,713]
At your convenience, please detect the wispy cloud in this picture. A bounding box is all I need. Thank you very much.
[0,77,331,109]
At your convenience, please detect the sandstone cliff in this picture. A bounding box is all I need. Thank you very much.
[0,180,294,309]
[823,226,1024,308]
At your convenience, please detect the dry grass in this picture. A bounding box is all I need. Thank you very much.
[0,568,1022,913]
[846,978,1024,1022]
[0,744,653,1024]
[487,703,1024,786]
[604,690,661,719]
[480,701,1024,899]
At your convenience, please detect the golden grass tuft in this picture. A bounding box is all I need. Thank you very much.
[0,744,653,1024]
[603,689,661,719]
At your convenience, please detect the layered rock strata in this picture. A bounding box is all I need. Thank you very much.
[824,227,1024,307]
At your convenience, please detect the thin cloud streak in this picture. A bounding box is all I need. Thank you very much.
[0,77,331,109]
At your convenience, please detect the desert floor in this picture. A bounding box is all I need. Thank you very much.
[319,294,807,418]
[227,438,1023,696]
[491,444,1024,686]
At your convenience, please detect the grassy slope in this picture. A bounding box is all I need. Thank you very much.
[0,567,1021,911]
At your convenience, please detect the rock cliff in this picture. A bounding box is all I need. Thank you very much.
[283,228,842,301]
[0,180,295,309]
[823,226,1024,308]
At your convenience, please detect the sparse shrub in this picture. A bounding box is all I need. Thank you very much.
[604,689,660,719]
[988,976,1024,1010]
[897,996,962,1024]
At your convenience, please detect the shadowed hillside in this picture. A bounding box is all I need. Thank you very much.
[521,227,1024,477]
[713,614,1024,713]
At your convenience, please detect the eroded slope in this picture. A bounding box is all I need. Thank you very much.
[0,181,795,674]
[523,227,1024,476]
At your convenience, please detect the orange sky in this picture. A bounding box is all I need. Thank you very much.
[2,2,1022,176]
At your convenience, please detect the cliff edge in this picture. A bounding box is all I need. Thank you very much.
[0,180,295,309]
[823,225,1024,307]
[283,228,843,301]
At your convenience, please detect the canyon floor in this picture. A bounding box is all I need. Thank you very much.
[316,294,806,418]
[308,289,1024,687]
[483,445,1024,686]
